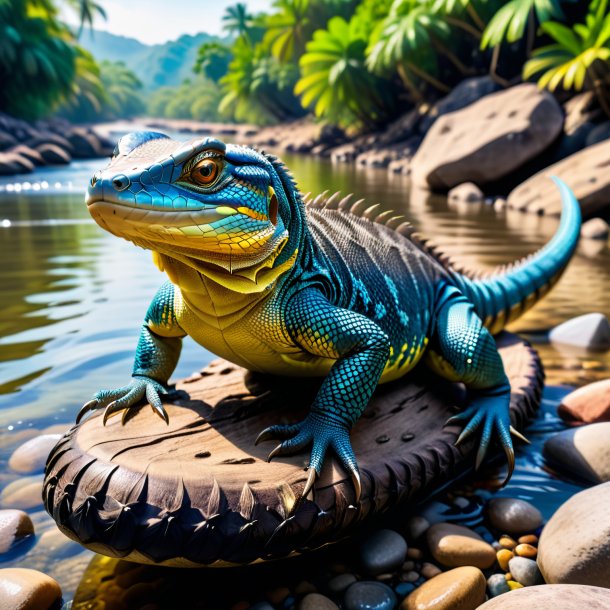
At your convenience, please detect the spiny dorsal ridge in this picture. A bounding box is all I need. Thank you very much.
[350,198,368,216]
[374,210,396,224]
[362,204,381,220]
[324,191,341,209]
[338,193,354,211]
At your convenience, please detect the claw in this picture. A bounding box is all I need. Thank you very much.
[150,402,169,424]
[510,425,530,444]
[267,443,283,462]
[102,401,124,425]
[76,400,97,424]
[455,427,472,446]
[351,469,361,503]
[255,429,274,446]
[475,441,488,470]
[445,413,466,426]
[302,467,317,498]
[501,444,515,486]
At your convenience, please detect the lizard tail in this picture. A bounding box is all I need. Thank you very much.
[452,177,581,334]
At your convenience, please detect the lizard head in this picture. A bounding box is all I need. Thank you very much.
[86,131,302,290]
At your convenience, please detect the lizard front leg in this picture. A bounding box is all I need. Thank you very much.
[77,282,185,425]
[256,288,390,500]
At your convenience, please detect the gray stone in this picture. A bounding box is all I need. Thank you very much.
[478,584,610,609]
[507,139,610,217]
[36,144,71,165]
[0,509,34,553]
[487,498,543,535]
[299,593,339,610]
[67,128,104,158]
[581,218,609,240]
[487,573,510,597]
[412,84,564,190]
[0,568,62,610]
[0,131,18,152]
[359,529,407,576]
[448,182,484,203]
[549,313,610,350]
[327,573,357,595]
[538,482,610,586]
[508,556,544,587]
[344,581,396,610]
[543,423,610,484]
[9,434,61,474]
[9,145,45,166]
[0,476,43,510]
[404,515,430,540]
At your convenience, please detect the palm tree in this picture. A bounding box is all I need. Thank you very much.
[222,3,255,38]
[64,0,107,36]
[524,0,610,116]
[195,42,232,82]
[295,15,396,128]
[264,0,312,62]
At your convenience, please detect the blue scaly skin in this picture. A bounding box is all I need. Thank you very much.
[79,131,581,499]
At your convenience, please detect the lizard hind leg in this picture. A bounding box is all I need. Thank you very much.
[427,284,516,485]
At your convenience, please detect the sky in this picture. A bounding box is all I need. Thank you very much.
[61,0,275,45]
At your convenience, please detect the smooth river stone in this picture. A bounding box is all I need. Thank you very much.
[486,498,543,535]
[0,568,62,610]
[487,573,510,597]
[543,422,610,483]
[508,556,544,587]
[0,477,43,510]
[299,593,339,610]
[477,584,610,609]
[426,523,496,569]
[558,379,610,424]
[8,435,61,475]
[548,313,610,350]
[401,566,486,610]
[538,481,610,587]
[344,581,396,610]
[359,529,408,576]
[0,509,34,553]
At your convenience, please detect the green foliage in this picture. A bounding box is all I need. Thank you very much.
[195,42,233,82]
[296,15,396,127]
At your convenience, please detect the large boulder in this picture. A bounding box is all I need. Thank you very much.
[67,127,105,158]
[0,568,61,610]
[549,313,610,350]
[8,145,45,166]
[36,144,71,165]
[478,584,610,609]
[0,152,34,175]
[537,481,610,586]
[0,131,17,152]
[411,84,564,190]
[507,138,610,217]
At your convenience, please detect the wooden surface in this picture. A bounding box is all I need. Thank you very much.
[43,332,543,567]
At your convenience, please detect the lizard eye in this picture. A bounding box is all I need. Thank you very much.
[190,157,221,187]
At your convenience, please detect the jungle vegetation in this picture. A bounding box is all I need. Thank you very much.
[1,0,609,127]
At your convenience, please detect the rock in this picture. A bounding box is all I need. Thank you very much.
[67,128,105,158]
[585,121,610,146]
[558,379,610,423]
[405,515,430,540]
[0,477,43,510]
[0,152,34,174]
[25,133,73,153]
[507,139,610,217]
[329,135,372,163]
[377,111,421,146]
[420,562,441,579]
[412,84,564,190]
[563,92,603,136]
[356,144,408,168]
[487,573,510,597]
[538,481,610,586]
[0,568,61,610]
[426,522,496,569]
[487,498,543,535]
[327,573,357,595]
[448,182,484,203]
[8,145,45,166]
[419,76,501,133]
[388,157,413,175]
[514,543,537,558]
[344,581,396,610]
[8,434,61,474]
[508,556,544,586]
[359,529,408,576]
[36,143,71,165]
[543,423,610,483]
[38,527,83,560]
[507,580,523,590]
[581,218,609,240]
[499,535,517,550]
[406,547,422,559]
[0,509,34,553]
[518,534,538,545]
[549,313,610,350]
[0,131,18,152]
[478,584,610,609]
[496,549,514,571]
[402,571,419,582]
[299,593,339,610]
[401,566,486,610]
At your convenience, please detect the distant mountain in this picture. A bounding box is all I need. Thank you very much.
[79,30,226,90]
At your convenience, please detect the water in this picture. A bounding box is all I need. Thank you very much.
[0,138,609,605]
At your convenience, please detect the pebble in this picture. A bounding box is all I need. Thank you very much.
[0,477,43,510]
[477,584,610,609]
[38,527,83,560]
[327,574,358,594]
[581,217,610,240]
[406,547,422,559]
[405,515,430,540]
[498,535,517,549]
[507,580,524,590]
[448,182,485,204]
[515,543,537,558]
[0,509,34,553]
[402,560,415,571]
[294,580,316,595]
[426,522,496,569]
[359,529,407,576]
[8,434,61,474]
[401,566,486,610]
[486,498,543,535]
[402,571,419,583]
[549,313,610,350]
[0,568,62,610]
[558,379,610,424]
[543,422,610,483]
[250,603,275,610]
[496,549,513,571]
[344,581,396,610]
[420,562,442,579]
[395,582,415,597]
[267,587,290,605]
[299,593,339,610]
[487,573,510,597]
[538,481,610,586]
[508,556,544,587]
[504,573,512,581]
[518,534,538,545]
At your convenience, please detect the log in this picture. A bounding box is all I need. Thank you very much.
[43,332,543,567]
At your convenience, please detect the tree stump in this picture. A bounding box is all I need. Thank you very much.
[43,332,543,567]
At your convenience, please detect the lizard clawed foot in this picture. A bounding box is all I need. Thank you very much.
[77,376,170,425]
[255,413,361,502]
[445,387,515,486]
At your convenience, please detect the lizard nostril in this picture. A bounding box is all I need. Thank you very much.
[112,174,130,191]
